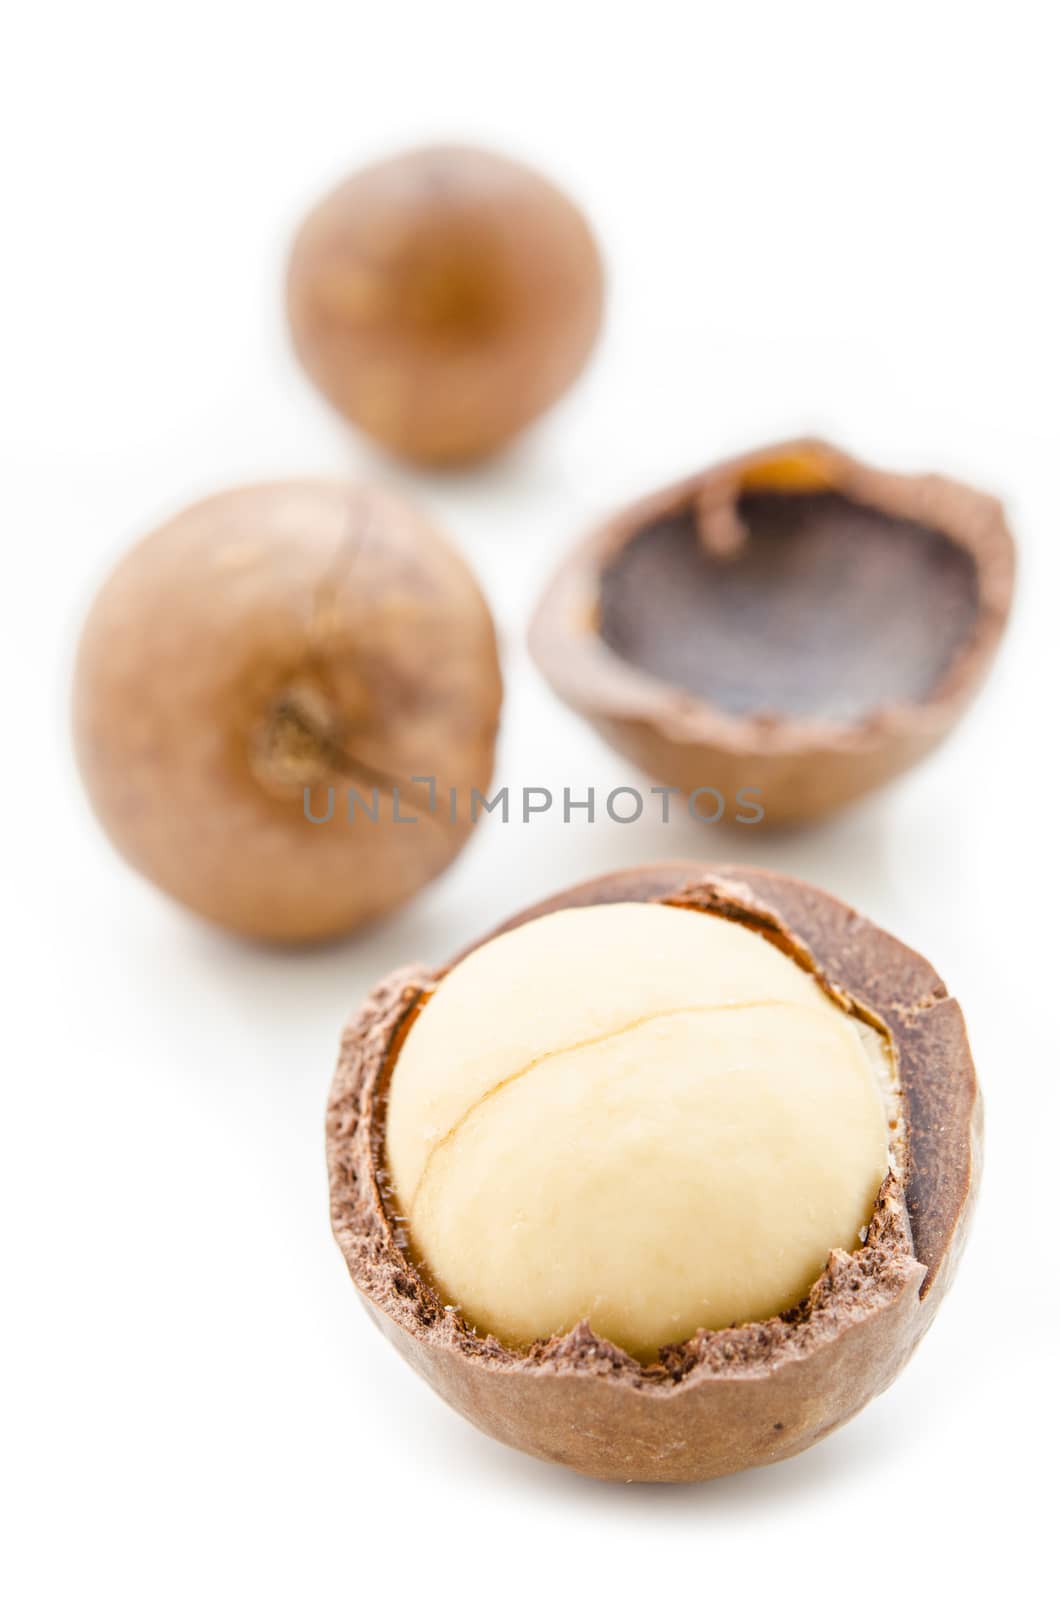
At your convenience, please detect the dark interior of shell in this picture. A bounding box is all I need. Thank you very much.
[598,491,980,723]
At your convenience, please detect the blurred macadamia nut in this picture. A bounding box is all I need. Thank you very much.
[286,145,604,465]
[73,480,502,942]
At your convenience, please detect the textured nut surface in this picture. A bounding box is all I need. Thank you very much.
[387,902,891,1359]
[73,479,502,942]
[327,863,981,1481]
[287,145,604,465]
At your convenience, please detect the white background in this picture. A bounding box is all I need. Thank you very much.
[4,3,1057,1595]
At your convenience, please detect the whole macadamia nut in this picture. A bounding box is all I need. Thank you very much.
[286,145,604,465]
[73,480,502,942]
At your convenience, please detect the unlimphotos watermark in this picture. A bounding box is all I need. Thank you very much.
[303,779,765,826]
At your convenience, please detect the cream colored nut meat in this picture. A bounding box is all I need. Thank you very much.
[385,902,892,1362]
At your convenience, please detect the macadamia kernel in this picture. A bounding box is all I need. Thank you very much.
[386,902,891,1361]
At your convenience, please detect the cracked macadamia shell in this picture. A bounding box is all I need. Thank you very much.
[326,864,981,1483]
[286,145,604,466]
[529,439,1015,826]
[73,480,502,943]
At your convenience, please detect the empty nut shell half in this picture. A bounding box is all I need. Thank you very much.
[529,440,1015,825]
[326,862,980,1483]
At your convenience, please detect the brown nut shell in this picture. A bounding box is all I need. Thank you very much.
[73,479,502,943]
[286,145,604,466]
[326,863,981,1482]
[529,440,1015,825]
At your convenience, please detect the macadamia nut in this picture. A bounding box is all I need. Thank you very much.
[386,903,892,1361]
[286,145,604,465]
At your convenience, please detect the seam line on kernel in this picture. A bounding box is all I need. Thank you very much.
[407,998,854,1217]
